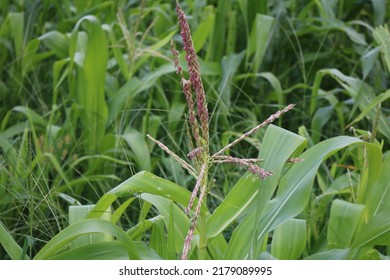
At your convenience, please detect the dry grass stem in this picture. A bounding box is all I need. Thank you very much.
[212,104,295,158]
[213,156,303,163]
[181,165,208,260]
[146,134,197,178]
[185,163,206,214]
[187,147,203,160]
[214,155,273,179]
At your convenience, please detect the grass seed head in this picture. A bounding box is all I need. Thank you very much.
[176,1,209,145]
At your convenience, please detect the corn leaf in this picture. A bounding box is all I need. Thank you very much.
[367,154,390,217]
[150,217,167,259]
[34,219,140,260]
[305,249,351,260]
[271,219,307,260]
[140,193,189,258]
[352,212,390,248]
[69,15,108,153]
[327,200,365,249]
[69,205,113,248]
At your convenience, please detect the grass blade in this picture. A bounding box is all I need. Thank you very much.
[0,221,29,260]
[247,14,274,73]
[122,128,151,171]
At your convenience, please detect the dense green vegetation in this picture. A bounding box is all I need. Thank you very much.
[0,0,389,260]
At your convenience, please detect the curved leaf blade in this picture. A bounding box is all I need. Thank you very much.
[34,219,140,260]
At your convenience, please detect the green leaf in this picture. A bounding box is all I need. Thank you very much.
[168,102,186,133]
[112,198,136,224]
[355,142,383,205]
[52,58,69,105]
[207,234,227,260]
[361,47,380,79]
[373,24,390,74]
[107,78,142,122]
[141,193,189,258]
[69,15,108,153]
[311,106,333,143]
[327,200,365,249]
[217,52,245,112]
[305,249,351,260]
[9,12,24,59]
[226,10,237,55]
[371,0,386,25]
[122,128,151,171]
[270,219,307,260]
[206,0,230,61]
[103,24,129,80]
[167,201,177,260]
[0,221,29,260]
[341,25,367,45]
[34,219,140,260]
[50,241,130,260]
[103,171,206,213]
[354,247,382,260]
[347,90,390,129]
[39,31,69,58]
[132,29,177,75]
[247,14,274,73]
[127,216,161,240]
[41,152,71,191]
[367,154,390,217]
[69,205,113,248]
[12,106,47,128]
[257,72,284,105]
[352,212,390,248]
[311,69,390,140]
[50,240,161,260]
[193,12,215,52]
[15,128,29,178]
[133,241,163,260]
[150,217,167,258]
